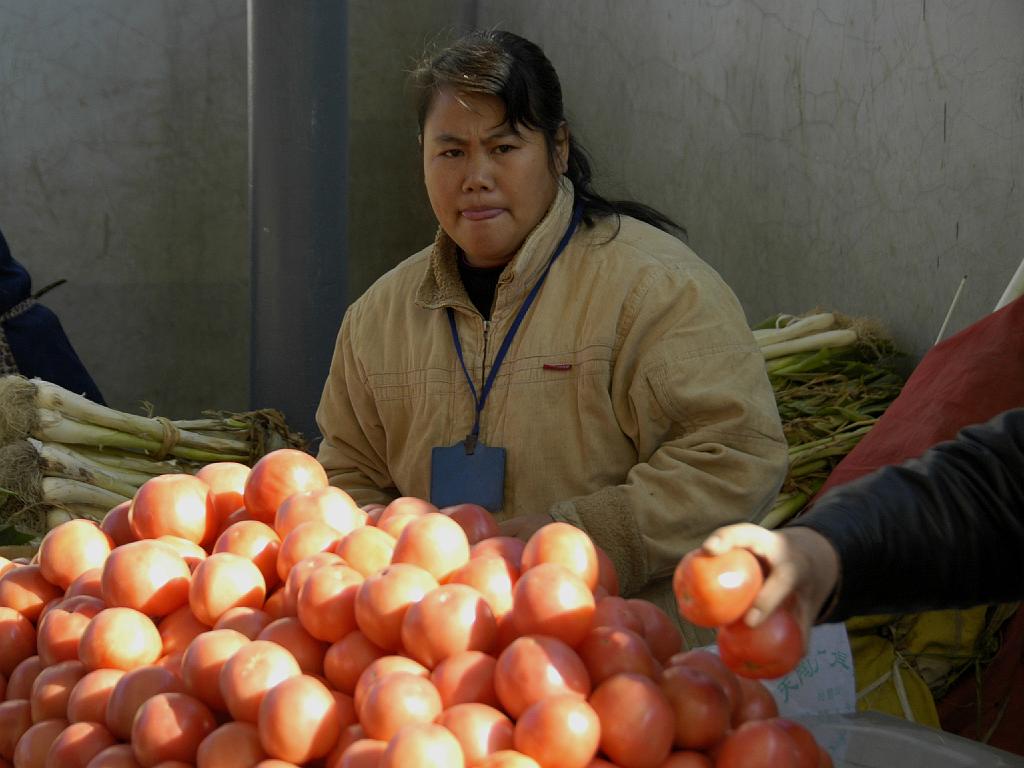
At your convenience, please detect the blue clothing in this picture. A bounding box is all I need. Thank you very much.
[0,227,105,404]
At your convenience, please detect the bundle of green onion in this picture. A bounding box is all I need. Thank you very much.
[0,375,304,541]
[755,312,905,528]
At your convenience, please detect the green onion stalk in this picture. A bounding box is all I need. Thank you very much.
[0,375,306,542]
[755,311,905,529]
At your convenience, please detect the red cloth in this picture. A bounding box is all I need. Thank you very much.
[811,294,1024,753]
[816,294,1024,496]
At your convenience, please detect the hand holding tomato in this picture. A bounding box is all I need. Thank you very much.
[701,523,841,650]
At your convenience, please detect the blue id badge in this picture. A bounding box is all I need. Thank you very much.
[430,439,506,513]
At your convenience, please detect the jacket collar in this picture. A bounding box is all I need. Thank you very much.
[416,177,575,314]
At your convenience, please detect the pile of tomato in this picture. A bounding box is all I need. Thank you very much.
[0,448,832,768]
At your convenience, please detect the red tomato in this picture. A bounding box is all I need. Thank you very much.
[274,486,365,539]
[717,607,803,679]
[195,462,251,529]
[772,718,821,768]
[474,751,540,768]
[0,699,32,761]
[494,635,591,719]
[659,665,731,750]
[181,628,250,712]
[513,695,599,768]
[296,563,364,643]
[377,497,437,526]
[668,649,742,720]
[258,675,340,763]
[470,537,525,571]
[79,608,162,671]
[219,640,302,723]
[358,672,442,741]
[31,660,88,722]
[354,564,438,651]
[577,626,658,685]
[196,721,267,768]
[352,656,429,717]
[714,720,801,768]
[333,526,395,577]
[438,703,514,766]
[65,567,104,600]
[324,631,387,695]
[276,522,344,582]
[99,500,135,546]
[130,474,218,546]
[441,503,500,545]
[521,523,599,591]
[38,520,113,591]
[590,673,674,768]
[45,721,116,768]
[511,563,595,648]
[379,722,464,768]
[213,521,282,591]
[430,650,500,709]
[672,549,763,628]
[213,607,274,640]
[626,599,683,664]
[67,668,125,724]
[591,596,645,634]
[189,552,267,627]
[37,596,106,666]
[158,606,208,658]
[105,665,186,740]
[101,540,191,618]
[131,692,217,766]
[7,655,44,700]
[257,617,329,676]
[400,583,497,668]
[0,565,63,623]
[280,552,344,616]
[12,718,67,767]
[243,450,329,525]
[445,553,518,619]
[658,752,713,767]
[733,676,780,725]
[391,513,471,582]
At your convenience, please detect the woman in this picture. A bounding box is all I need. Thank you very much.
[315,30,787,623]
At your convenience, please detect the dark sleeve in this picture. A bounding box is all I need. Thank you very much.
[5,304,106,405]
[790,408,1024,622]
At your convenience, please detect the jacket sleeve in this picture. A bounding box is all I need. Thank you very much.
[793,408,1024,622]
[315,306,398,507]
[548,263,789,597]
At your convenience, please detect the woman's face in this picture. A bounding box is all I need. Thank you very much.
[422,88,567,268]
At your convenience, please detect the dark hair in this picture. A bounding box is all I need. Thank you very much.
[411,30,685,238]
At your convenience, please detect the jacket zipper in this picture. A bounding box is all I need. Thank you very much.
[481,318,491,394]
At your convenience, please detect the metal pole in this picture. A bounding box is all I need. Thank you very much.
[248,0,348,451]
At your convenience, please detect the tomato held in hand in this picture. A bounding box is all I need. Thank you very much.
[672,548,763,628]
[717,607,803,679]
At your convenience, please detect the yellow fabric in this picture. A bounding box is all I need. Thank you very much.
[847,605,1004,728]
[315,178,788,597]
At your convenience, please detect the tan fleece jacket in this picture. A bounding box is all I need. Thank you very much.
[316,179,787,627]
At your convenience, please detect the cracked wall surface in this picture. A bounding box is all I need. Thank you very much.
[0,0,247,416]
[477,0,1024,362]
[2,1,1020,424]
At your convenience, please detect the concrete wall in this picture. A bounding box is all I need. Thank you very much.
[3,0,1019,426]
[476,0,1024,363]
[0,0,248,417]
[346,0,477,300]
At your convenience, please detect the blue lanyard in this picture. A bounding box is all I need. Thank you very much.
[447,202,582,451]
